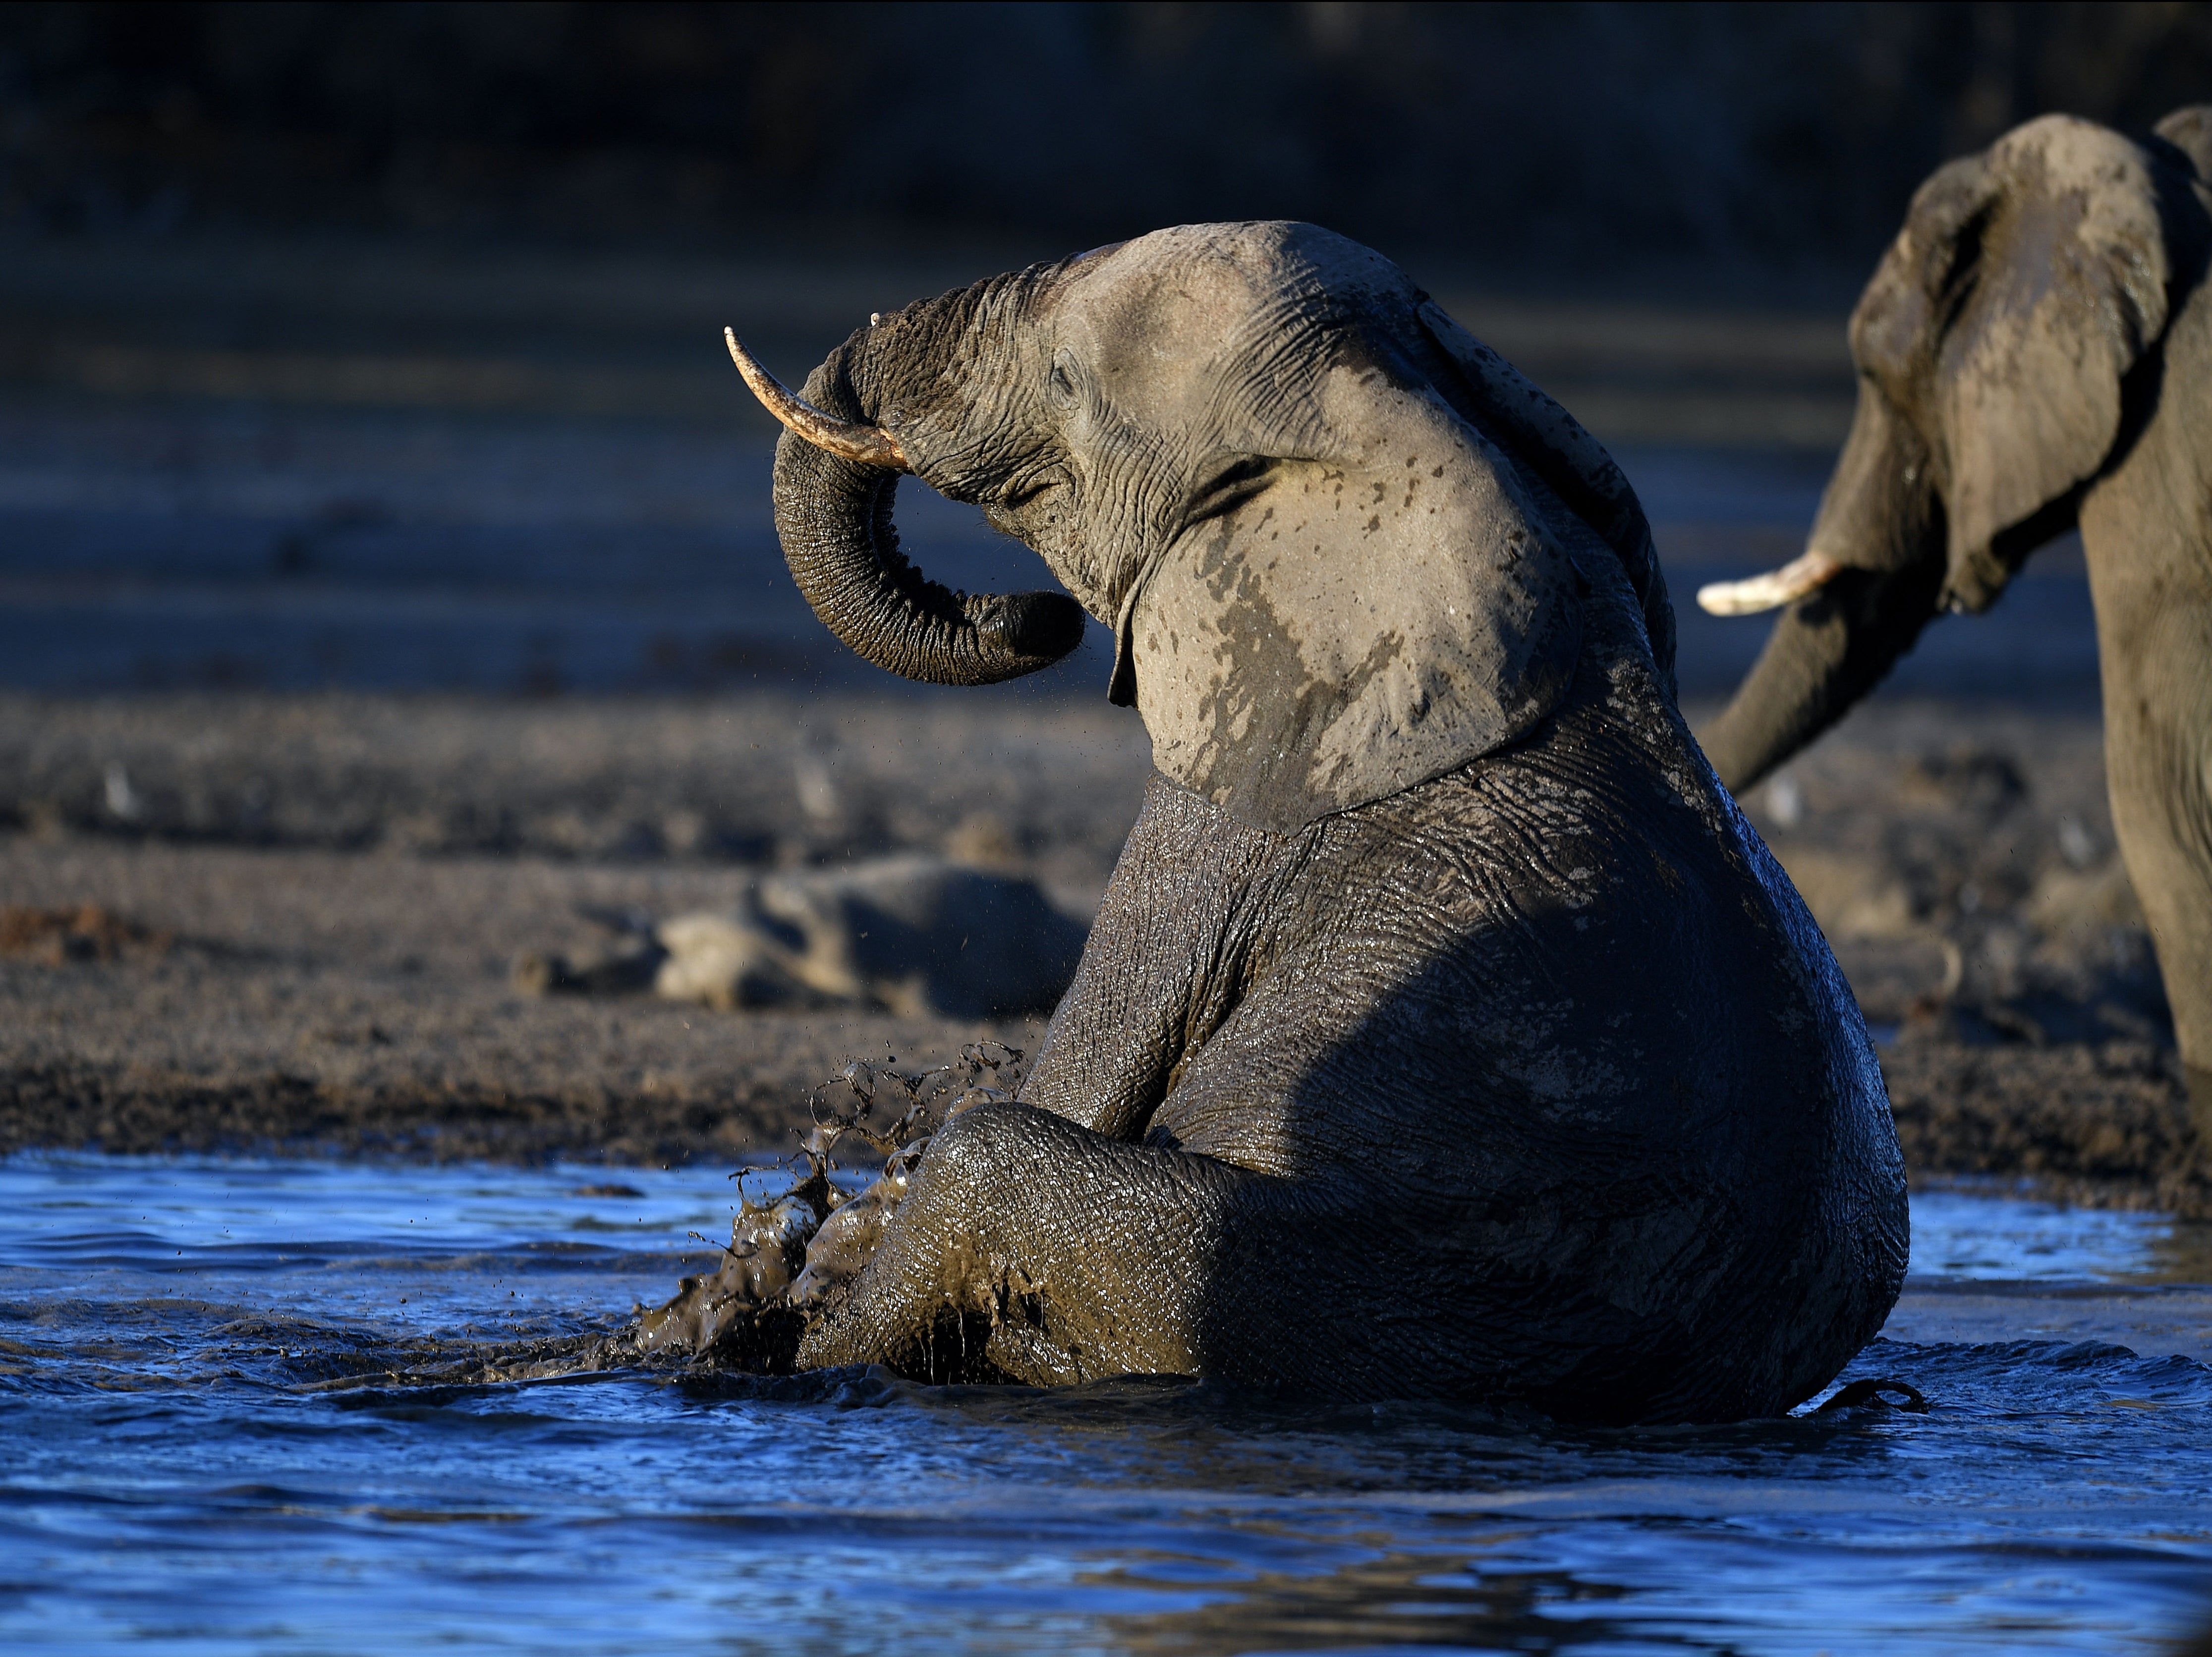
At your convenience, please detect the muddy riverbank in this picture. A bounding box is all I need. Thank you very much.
[0,690,2200,1210]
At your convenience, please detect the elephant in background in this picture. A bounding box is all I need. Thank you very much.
[729,221,1906,1422]
[1697,109,2212,1121]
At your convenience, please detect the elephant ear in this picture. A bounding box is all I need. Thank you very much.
[1126,342,1585,832]
[1413,299,1675,695]
[1919,115,2171,610]
[2152,105,2212,183]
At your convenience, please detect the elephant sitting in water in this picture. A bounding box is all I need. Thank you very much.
[727,221,1906,1422]
[1697,109,2212,1125]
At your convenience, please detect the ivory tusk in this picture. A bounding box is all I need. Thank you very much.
[1696,550,1846,616]
[724,328,909,470]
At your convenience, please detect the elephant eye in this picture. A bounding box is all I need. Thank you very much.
[1047,350,1082,413]
[1004,468,1070,512]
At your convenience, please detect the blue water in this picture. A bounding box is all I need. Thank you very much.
[2,1155,2208,1654]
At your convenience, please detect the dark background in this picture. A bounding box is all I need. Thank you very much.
[6,1,2210,292]
[0,2,2201,698]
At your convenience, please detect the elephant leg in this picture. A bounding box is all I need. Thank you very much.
[2084,526,2212,1129]
[793,1100,1328,1386]
[1018,773,1293,1139]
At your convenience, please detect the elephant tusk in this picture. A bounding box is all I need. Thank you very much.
[1695,550,1846,616]
[725,328,910,471]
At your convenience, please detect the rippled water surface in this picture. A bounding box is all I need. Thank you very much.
[3,1156,2209,1655]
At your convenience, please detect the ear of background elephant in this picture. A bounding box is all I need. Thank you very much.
[1130,367,1585,832]
[1698,559,1950,793]
[2152,105,2212,183]
[1414,300,1676,698]
[1931,116,2172,612]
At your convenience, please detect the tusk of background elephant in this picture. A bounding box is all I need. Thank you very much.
[725,328,910,470]
[1695,551,1845,616]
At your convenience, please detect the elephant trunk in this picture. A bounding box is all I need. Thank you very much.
[1698,387,1947,792]
[746,322,1085,687]
[1698,561,1948,792]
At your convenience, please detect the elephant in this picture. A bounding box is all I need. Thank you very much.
[725,221,1906,1422]
[1696,109,2212,1125]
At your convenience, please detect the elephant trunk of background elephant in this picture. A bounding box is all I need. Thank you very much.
[1699,388,1947,792]
[755,320,1085,686]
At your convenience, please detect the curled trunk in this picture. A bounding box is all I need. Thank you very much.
[768,340,1084,686]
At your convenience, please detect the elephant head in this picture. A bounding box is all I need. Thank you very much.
[735,221,1673,831]
[1697,111,2209,791]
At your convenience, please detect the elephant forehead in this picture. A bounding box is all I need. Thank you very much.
[1064,222,1415,397]
[1993,112,2159,200]
[1083,221,1404,304]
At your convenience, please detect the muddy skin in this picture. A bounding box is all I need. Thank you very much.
[774,551,1906,1420]
[611,1048,1019,1379]
[738,223,1908,1422]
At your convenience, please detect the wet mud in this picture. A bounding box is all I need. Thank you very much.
[0,691,2201,1208]
[627,1045,1012,1375]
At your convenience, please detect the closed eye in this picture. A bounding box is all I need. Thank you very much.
[1002,467,1071,513]
[985,468,1074,540]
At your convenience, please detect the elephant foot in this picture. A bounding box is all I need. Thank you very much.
[791,1102,1239,1388]
[630,1138,938,1373]
[789,1141,928,1308]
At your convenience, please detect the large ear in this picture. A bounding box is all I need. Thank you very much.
[1413,300,1675,696]
[1919,116,2172,609]
[1126,340,1585,832]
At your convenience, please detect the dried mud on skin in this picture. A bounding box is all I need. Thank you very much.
[0,692,2201,1208]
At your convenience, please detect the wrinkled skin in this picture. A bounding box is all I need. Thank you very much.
[762,222,1905,1423]
[1701,110,2212,1124]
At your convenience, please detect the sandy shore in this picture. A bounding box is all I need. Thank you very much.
[0,689,2200,1210]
